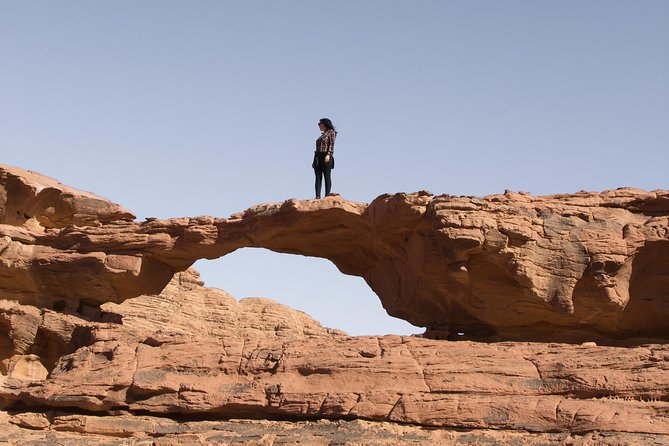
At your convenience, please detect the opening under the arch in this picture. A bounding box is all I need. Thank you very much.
[193,248,422,336]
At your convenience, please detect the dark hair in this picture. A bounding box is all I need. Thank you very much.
[319,118,336,133]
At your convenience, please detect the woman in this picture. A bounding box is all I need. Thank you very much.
[313,118,337,199]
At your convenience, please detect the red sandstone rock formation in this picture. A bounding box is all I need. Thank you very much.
[1,164,668,444]
[0,164,135,228]
[2,164,668,342]
[4,413,665,445]
[2,271,668,441]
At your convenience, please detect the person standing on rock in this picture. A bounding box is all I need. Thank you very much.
[313,118,337,199]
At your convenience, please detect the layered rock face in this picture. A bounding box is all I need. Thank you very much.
[2,270,668,442]
[1,164,668,444]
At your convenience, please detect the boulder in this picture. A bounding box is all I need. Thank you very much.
[0,164,135,228]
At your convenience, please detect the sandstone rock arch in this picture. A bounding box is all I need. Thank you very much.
[2,164,669,343]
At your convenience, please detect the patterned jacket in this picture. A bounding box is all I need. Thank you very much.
[316,129,336,155]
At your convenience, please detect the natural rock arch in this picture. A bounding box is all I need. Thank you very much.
[2,165,669,343]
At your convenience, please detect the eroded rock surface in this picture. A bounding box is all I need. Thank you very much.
[1,164,668,444]
[0,411,666,446]
[2,412,668,445]
[2,163,668,341]
[1,271,668,439]
[0,164,135,228]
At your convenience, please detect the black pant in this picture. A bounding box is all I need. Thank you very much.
[314,152,332,198]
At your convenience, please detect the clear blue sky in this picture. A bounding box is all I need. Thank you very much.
[1,1,667,335]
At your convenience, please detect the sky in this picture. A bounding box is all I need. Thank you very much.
[1,1,667,336]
